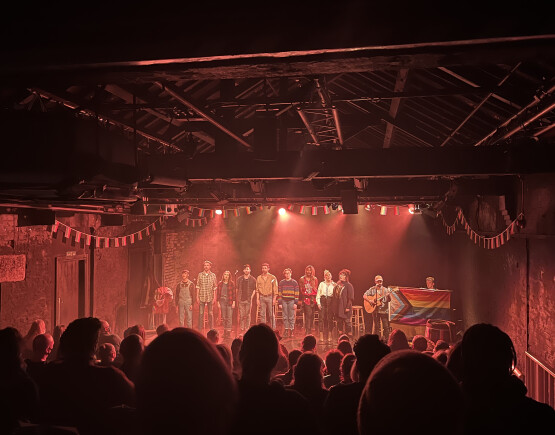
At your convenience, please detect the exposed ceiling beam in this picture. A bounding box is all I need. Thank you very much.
[31,87,182,151]
[440,63,521,147]
[145,143,554,181]
[5,36,554,83]
[383,68,409,148]
[157,81,252,150]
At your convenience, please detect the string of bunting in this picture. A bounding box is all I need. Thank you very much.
[439,207,524,249]
[50,218,162,248]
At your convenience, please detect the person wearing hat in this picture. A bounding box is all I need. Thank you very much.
[363,275,392,341]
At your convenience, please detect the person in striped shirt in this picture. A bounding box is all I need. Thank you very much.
[278,268,299,338]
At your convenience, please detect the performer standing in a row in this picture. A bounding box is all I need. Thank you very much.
[217,270,236,339]
[256,263,278,330]
[363,274,391,341]
[278,268,299,338]
[175,269,195,328]
[196,260,218,330]
[236,264,256,334]
[336,269,354,336]
[299,265,318,336]
[316,270,335,343]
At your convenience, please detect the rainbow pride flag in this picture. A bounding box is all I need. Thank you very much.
[389,287,451,325]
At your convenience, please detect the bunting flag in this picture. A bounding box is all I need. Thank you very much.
[287,204,295,211]
[223,210,229,218]
[130,233,135,244]
[114,238,120,248]
[51,221,60,234]
[75,232,82,244]
[199,209,206,218]
[96,237,101,248]
[210,210,215,218]
[145,226,150,236]
[86,234,92,246]
[64,226,71,240]
[299,205,306,214]
[233,209,240,217]
[138,231,143,241]
[311,206,318,216]
[122,237,127,247]
[245,207,252,215]
[324,205,331,215]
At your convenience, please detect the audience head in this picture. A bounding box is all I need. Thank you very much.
[156,323,170,336]
[358,350,463,435]
[240,324,279,380]
[120,333,144,362]
[340,353,356,384]
[411,335,429,352]
[136,328,237,435]
[25,319,46,338]
[207,329,219,344]
[32,333,54,362]
[434,339,450,352]
[387,329,410,352]
[325,349,343,376]
[124,324,146,342]
[59,317,102,361]
[446,341,463,382]
[0,327,23,370]
[97,343,116,366]
[433,349,449,365]
[461,323,516,383]
[337,339,353,356]
[99,320,111,335]
[216,343,233,368]
[338,334,350,343]
[293,352,324,390]
[301,334,317,352]
[230,338,242,370]
[353,334,390,382]
[288,349,302,370]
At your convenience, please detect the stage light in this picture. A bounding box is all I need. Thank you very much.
[380,206,387,215]
[215,209,223,215]
[331,203,339,210]
[394,206,400,216]
[278,208,286,215]
[408,204,415,214]
[364,204,371,211]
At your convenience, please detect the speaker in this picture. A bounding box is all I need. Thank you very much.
[100,214,124,226]
[340,190,358,214]
[17,209,55,226]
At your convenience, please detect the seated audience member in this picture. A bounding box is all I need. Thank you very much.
[98,319,122,355]
[433,349,449,365]
[323,350,343,389]
[272,343,290,378]
[274,349,302,386]
[25,333,54,380]
[216,343,233,368]
[301,334,317,352]
[338,334,350,343]
[232,324,314,434]
[47,324,65,362]
[119,334,144,383]
[36,317,134,435]
[460,323,555,434]
[324,334,390,435]
[446,340,463,382]
[22,319,46,360]
[136,328,237,435]
[207,328,219,344]
[230,337,243,379]
[337,339,353,356]
[0,327,39,434]
[411,335,429,352]
[124,324,146,342]
[288,352,328,433]
[387,328,410,352]
[434,339,450,352]
[155,323,170,336]
[340,353,356,384]
[358,350,464,435]
[97,343,117,367]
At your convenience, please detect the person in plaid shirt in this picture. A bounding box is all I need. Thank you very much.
[196,260,218,330]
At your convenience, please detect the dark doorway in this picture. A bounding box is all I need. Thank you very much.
[55,255,89,327]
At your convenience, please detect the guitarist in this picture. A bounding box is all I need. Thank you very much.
[363,275,392,341]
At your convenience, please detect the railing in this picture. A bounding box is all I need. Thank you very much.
[524,352,555,409]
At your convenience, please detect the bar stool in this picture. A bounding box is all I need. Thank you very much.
[351,305,365,337]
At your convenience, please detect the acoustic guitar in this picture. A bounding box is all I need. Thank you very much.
[363,293,389,314]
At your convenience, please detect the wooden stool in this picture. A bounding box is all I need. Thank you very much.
[351,305,365,337]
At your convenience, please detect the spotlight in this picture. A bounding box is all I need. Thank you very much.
[380,206,387,216]
[331,203,339,210]
[408,204,415,214]
[364,204,371,211]
[278,208,286,215]
[215,209,223,215]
